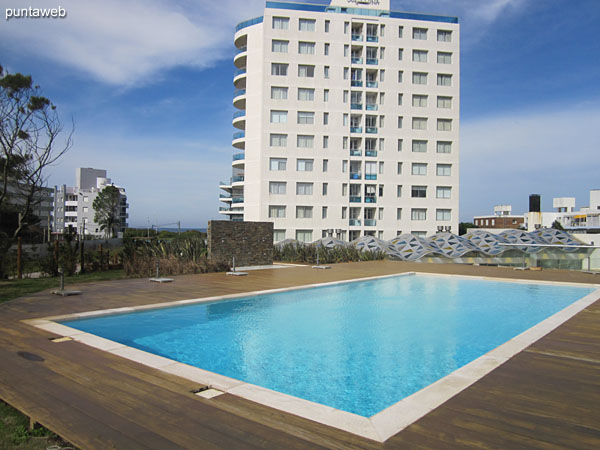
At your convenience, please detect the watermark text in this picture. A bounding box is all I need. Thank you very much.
[6,6,67,21]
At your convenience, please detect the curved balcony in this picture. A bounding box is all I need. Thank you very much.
[232,110,246,130]
[235,16,263,32]
[233,89,246,109]
[232,175,245,186]
[232,131,245,149]
[233,68,246,90]
[232,152,245,167]
[234,46,247,69]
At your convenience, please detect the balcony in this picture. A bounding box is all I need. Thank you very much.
[235,16,262,32]
[232,131,245,149]
[233,46,247,69]
[366,35,378,42]
[219,207,232,212]
[365,196,377,203]
[232,197,244,204]
[366,127,377,134]
[233,89,246,109]
[232,153,245,166]
[233,68,246,89]
[219,193,232,201]
[349,196,361,203]
[350,127,362,133]
[350,149,362,156]
[366,58,378,65]
[350,172,362,180]
[366,81,378,88]
[351,34,363,41]
[365,150,377,157]
[232,110,246,129]
[219,180,232,189]
[349,219,361,226]
[351,103,362,110]
[366,104,378,111]
[232,175,245,183]
[365,174,377,180]
[364,219,377,226]
[351,57,363,64]
[351,80,363,87]
[232,152,245,161]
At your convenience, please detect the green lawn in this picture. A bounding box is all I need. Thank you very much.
[0,401,75,449]
[0,270,128,303]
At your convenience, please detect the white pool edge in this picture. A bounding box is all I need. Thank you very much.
[23,272,600,443]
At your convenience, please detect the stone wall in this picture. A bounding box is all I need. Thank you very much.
[208,221,273,267]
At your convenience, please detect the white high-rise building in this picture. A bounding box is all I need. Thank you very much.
[219,0,459,242]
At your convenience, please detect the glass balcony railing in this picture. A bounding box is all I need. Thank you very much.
[351,80,363,87]
[351,103,362,110]
[366,81,378,88]
[233,131,245,140]
[219,207,232,211]
[233,68,246,77]
[351,34,363,41]
[349,219,361,226]
[233,89,246,98]
[351,57,363,64]
[232,175,245,183]
[350,172,362,180]
[365,173,377,180]
[366,35,378,42]
[350,149,362,156]
[219,193,231,199]
[235,16,263,32]
[232,153,245,161]
[232,197,244,203]
[232,110,245,119]
[365,196,377,203]
[366,104,378,111]
[364,219,377,226]
[349,196,361,203]
[366,127,377,134]
[366,58,378,65]
[350,126,362,133]
[235,45,247,55]
[365,150,377,157]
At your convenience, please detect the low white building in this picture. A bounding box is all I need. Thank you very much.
[53,168,128,238]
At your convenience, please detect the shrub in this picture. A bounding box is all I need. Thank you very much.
[274,243,386,264]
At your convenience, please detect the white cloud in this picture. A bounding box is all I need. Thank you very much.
[460,102,600,220]
[2,0,265,86]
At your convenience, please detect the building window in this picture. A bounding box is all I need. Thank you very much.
[296,230,313,242]
[437,52,452,64]
[397,116,403,128]
[413,50,428,62]
[298,65,315,78]
[296,206,313,218]
[324,43,330,55]
[271,63,288,76]
[437,96,452,109]
[436,186,451,199]
[298,41,315,55]
[297,159,314,171]
[344,44,349,57]
[412,163,427,175]
[82,206,88,212]
[437,29,452,42]
[397,93,403,105]
[297,88,315,101]
[270,110,287,123]
[325,20,330,32]
[437,74,452,86]
[322,206,328,219]
[324,66,330,78]
[272,17,289,30]
[299,18,316,32]
[397,162,402,174]
[296,182,313,195]
[412,72,428,85]
[323,136,329,148]
[273,230,286,242]
[437,141,452,153]
[398,48,403,60]
[412,140,427,152]
[269,182,286,194]
[411,185,427,198]
[297,135,314,148]
[322,182,328,195]
[269,158,287,171]
[413,27,428,40]
[297,112,314,125]
[412,94,427,107]
[398,70,403,83]
[343,67,349,80]
[397,185,402,197]
[379,138,385,151]
[270,133,287,147]
[323,112,329,125]
[412,117,427,130]
[83,196,89,202]
[411,208,427,220]
[271,86,288,100]
[437,164,452,176]
[437,209,451,221]
[396,208,402,220]
[397,139,403,151]
[272,40,288,53]
[398,25,404,38]
[323,159,328,172]
[324,89,329,101]
[269,205,286,218]
[379,47,385,59]
[379,161,384,174]
[437,119,452,131]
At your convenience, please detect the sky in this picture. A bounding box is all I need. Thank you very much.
[1,0,599,228]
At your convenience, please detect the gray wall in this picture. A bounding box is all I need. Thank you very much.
[208,221,273,267]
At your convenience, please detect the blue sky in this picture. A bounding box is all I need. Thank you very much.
[2,0,599,227]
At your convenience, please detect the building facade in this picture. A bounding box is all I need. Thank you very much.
[220,0,460,242]
[53,168,128,238]
[473,205,525,230]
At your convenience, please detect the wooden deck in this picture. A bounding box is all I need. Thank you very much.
[1,261,599,449]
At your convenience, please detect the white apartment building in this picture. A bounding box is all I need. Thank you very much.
[53,168,128,238]
[219,0,460,242]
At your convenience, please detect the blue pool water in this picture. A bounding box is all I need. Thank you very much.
[61,275,594,417]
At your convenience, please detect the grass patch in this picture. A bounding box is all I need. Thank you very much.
[0,270,128,303]
[0,400,75,449]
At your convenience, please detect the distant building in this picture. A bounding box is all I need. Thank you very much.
[526,190,600,234]
[0,178,53,230]
[53,168,128,238]
[473,205,524,230]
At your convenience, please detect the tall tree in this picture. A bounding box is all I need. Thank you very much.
[93,185,122,238]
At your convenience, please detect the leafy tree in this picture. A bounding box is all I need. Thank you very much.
[93,185,122,238]
[551,220,564,231]
[459,222,477,235]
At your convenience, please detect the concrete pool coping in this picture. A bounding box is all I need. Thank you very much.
[23,272,600,443]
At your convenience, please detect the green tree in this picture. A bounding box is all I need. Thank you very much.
[551,220,564,230]
[459,222,477,235]
[93,185,122,238]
